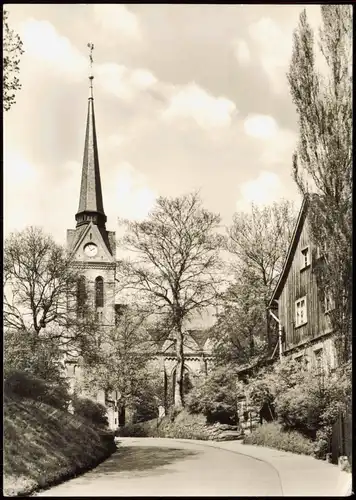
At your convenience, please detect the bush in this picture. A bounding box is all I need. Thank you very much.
[158,410,211,440]
[275,384,321,439]
[116,409,241,442]
[186,366,239,424]
[116,419,159,437]
[116,410,211,440]
[243,422,314,456]
[72,397,108,428]
[4,371,70,411]
[244,359,352,458]
[275,365,351,442]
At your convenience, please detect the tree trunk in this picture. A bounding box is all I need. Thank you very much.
[266,307,272,353]
[161,357,168,412]
[119,404,126,427]
[174,328,184,408]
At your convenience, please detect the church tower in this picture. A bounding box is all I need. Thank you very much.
[66,44,118,427]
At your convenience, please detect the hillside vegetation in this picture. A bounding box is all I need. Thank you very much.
[117,408,242,442]
[4,391,116,496]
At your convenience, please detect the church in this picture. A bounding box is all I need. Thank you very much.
[65,62,213,430]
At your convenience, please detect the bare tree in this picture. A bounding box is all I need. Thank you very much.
[117,192,223,408]
[226,201,296,352]
[4,226,97,363]
[287,5,352,363]
[3,9,24,111]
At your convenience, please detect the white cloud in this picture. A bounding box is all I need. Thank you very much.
[130,69,158,89]
[4,150,42,235]
[19,19,87,80]
[232,39,251,64]
[95,63,157,101]
[4,150,38,186]
[92,5,141,40]
[105,162,156,221]
[18,18,153,100]
[162,83,236,129]
[248,17,292,94]
[105,133,127,149]
[247,8,325,94]
[244,114,278,139]
[260,128,297,165]
[236,171,284,211]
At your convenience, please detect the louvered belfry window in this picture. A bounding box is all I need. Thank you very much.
[95,276,104,308]
[77,276,86,316]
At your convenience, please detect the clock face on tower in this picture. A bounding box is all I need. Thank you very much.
[84,243,98,257]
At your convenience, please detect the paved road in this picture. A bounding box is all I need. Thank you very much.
[36,437,284,496]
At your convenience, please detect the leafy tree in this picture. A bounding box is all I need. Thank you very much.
[287,5,352,363]
[118,192,223,408]
[213,201,296,363]
[211,272,269,366]
[3,9,24,111]
[4,329,65,385]
[79,305,159,425]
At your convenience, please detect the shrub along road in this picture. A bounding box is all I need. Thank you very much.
[33,438,351,497]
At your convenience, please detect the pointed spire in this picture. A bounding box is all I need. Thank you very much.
[75,43,107,229]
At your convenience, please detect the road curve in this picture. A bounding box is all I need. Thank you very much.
[35,437,284,497]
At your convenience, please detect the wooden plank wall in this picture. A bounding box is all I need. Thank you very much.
[279,217,330,350]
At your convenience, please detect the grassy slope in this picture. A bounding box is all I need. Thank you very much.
[243,422,315,456]
[4,392,115,497]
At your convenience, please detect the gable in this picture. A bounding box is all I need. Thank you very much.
[269,196,309,306]
[69,223,115,264]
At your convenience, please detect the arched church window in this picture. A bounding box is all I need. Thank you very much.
[77,275,86,314]
[95,276,104,308]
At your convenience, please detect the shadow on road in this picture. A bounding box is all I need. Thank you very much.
[85,446,200,479]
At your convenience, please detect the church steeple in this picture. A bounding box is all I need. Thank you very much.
[75,43,107,229]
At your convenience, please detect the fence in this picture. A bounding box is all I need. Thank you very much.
[331,407,352,466]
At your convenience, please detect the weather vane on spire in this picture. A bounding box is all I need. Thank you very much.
[87,42,94,98]
[87,42,94,74]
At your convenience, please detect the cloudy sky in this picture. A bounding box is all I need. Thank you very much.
[4,4,323,246]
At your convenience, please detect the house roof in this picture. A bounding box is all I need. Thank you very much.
[268,195,310,307]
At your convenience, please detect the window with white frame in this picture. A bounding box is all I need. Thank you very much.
[301,247,310,269]
[295,297,307,327]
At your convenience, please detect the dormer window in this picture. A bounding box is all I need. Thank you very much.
[301,247,310,270]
